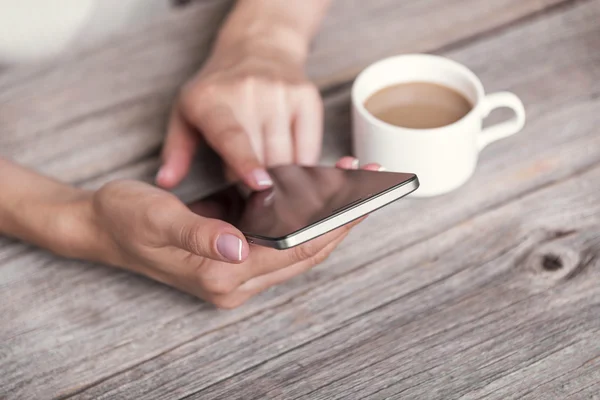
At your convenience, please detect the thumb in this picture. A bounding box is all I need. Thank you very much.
[188,104,272,191]
[168,213,249,263]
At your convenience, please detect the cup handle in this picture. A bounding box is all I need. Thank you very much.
[478,92,526,151]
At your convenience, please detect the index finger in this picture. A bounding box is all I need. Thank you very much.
[187,102,272,191]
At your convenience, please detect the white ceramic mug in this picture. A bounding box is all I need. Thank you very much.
[352,54,526,197]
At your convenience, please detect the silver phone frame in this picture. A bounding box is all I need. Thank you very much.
[246,176,419,249]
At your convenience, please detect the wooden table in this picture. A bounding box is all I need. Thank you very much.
[2,1,600,398]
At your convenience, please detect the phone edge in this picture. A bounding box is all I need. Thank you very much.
[247,177,419,250]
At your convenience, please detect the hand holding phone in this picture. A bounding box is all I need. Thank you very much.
[87,159,400,308]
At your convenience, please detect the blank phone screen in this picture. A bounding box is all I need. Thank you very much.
[187,165,415,239]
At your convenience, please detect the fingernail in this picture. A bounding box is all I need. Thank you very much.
[378,166,387,171]
[156,167,170,183]
[351,158,360,169]
[250,169,273,188]
[217,234,244,262]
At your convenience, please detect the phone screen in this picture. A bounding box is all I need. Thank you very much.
[187,165,415,239]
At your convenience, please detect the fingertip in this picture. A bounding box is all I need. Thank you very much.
[155,166,171,187]
[158,143,195,188]
[245,168,273,191]
[336,156,359,170]
[155,165,180,188]
[362,163,382,171]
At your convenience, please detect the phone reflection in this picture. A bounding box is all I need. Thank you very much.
[187,166,411,239]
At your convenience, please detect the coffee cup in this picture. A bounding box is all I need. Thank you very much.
[352,54,526,197]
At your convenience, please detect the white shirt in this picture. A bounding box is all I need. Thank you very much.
[0,0,169,65]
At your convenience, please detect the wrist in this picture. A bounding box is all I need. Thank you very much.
[0,159,112,264]
[52,189,108,262]
[213,14,310,65]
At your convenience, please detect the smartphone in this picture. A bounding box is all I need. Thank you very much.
[187,165,419,249]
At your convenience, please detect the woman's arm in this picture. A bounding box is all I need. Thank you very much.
[215,0,332,62]
[0,158,99,259]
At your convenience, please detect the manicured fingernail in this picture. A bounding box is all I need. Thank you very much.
[217,234,244,262]
[351,158,360,169]
[378,166,387,171]
[156,167,170,183]
[250,169,273,188]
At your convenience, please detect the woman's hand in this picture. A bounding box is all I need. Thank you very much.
[1,156,377,309]
[89,181,348,309]
[1,156,377,310]
[156,6,325,191]
[86,160,378,309]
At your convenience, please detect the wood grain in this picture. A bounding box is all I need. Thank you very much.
[2,0,599,399]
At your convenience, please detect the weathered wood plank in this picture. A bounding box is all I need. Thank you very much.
[75,145,600,400]
[309,0,570,87]
[1,0,598,399]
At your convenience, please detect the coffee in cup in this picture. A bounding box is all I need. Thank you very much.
[364,82,473,129]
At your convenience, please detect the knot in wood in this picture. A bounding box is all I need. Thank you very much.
[542,253,564,271]
[525,243,581,283]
